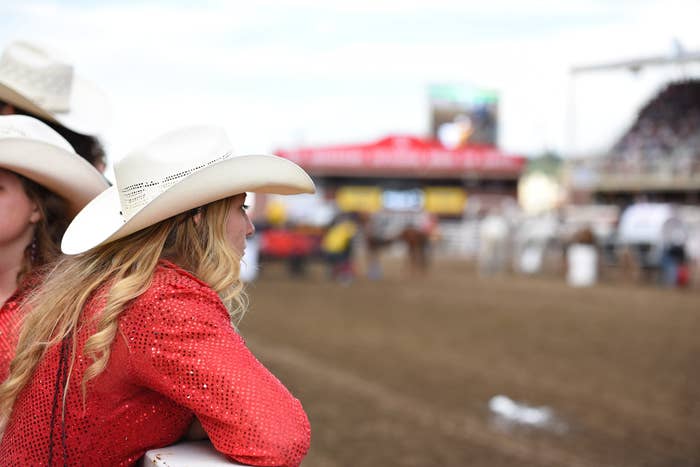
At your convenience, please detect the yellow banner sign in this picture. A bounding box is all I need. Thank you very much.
[336,186,382,212]
[423,187,466,215]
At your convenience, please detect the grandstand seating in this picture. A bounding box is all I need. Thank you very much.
[605,79,700,175]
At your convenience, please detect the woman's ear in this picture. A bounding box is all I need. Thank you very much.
[29,201,42,224]
[192,210,202,225]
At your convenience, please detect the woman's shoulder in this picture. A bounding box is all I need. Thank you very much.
[1,269,45,315]
[121,260,227,327]
[152,259,214,292]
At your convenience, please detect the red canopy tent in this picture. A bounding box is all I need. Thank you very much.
[275,135,525,178]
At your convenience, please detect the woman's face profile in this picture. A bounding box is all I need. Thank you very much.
[225,193,255,257]
[0,169,40,249]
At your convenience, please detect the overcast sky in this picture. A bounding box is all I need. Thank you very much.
[1,0,699,167]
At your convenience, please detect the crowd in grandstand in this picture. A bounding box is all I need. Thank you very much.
[605,79,700,174]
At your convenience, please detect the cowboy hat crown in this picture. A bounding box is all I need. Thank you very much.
[0,40,110,136]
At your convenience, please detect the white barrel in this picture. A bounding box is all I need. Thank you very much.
[567,244,597,287]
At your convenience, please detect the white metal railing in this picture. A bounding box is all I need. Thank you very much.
[141,441,249,466]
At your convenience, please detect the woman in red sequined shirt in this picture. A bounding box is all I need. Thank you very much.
[0,126,314,466]
[0,115,109,381]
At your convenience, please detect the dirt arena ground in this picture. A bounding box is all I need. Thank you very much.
[240,259,700,467]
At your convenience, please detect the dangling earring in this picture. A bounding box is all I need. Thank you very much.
[30,236,38,264]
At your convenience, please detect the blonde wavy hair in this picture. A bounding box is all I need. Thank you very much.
[0,196,247,422]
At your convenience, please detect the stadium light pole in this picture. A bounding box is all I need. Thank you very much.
[566,72,577,158]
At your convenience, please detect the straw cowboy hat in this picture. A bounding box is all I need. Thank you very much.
[0,114,109,214]
[61,125,315,254]
[0,40,109,136]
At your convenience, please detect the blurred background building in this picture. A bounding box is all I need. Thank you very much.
[250,53,700,289]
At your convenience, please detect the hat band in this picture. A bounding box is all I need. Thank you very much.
[118,150,233,221]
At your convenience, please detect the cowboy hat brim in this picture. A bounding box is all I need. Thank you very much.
[61,154,315,255]
[0,138,109,215]
[0,74,110,136]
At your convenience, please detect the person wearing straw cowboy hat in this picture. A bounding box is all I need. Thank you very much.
[0,40,110,171]
[0,114,109,381]
[0,125,314,466]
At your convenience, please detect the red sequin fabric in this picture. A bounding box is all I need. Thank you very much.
[0,286,26,382]
[0,261,311,466]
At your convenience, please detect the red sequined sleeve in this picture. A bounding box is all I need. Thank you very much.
[120,276,311,467]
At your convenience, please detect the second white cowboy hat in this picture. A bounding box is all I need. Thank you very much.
[62,125,315,255]
[0,114,109,214]
[0,40,109,136]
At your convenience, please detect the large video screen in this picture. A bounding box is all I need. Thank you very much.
[429,83,499,147]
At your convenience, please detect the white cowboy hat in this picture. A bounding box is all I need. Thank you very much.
[61,125,316,255]
[0,114,109,215]
[0,40,109,136]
